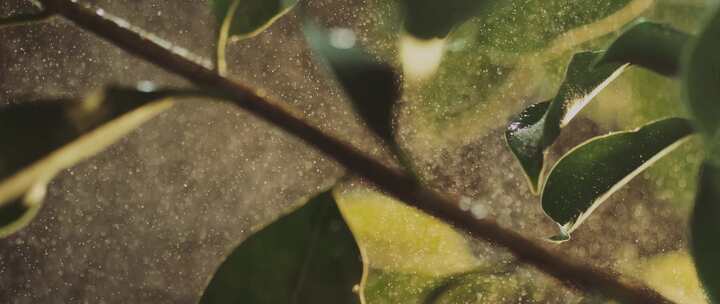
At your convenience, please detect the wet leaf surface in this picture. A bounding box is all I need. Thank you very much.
[506,52,627,192]
[542,117,694,238]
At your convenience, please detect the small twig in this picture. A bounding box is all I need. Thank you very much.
[0,10,54,28]
[36,0,674,303]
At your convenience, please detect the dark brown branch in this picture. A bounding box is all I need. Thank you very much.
[38,0,673,303]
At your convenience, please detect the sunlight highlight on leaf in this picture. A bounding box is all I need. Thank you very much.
[505,52,627,193]
[334,187,480,276]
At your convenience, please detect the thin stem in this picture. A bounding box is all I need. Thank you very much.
[37,0,674,303]
[215,0,241,76]
[0,10,54,28]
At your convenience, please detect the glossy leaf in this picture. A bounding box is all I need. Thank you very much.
[505,101,550,192]
[211,0,297,39]
[506,51,628,193]
[691,162,720,303]
[596,20,692,76]
[0,86,175,237]
[683,7,720,151]
[305,24,401,143]
[199,190,363,304]
[542,118,694,239]
[400,0,496,39]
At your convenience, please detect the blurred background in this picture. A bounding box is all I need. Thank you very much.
[0,0,711,302]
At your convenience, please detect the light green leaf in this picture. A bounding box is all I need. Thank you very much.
[506,51,628,193]
[211,0,297,40]
[683,6,720,157]
[596,20,692,76]
[335,188,480,276]
[362,270,444,304]
[305,23,401,144]
[0,86,175,237]
[199,190,363,304]
[541,118,694,239]
[691,162,720,303]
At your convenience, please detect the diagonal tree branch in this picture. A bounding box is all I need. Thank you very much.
[35,0,673,303]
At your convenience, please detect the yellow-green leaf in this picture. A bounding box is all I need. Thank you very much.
[335,187,480,276]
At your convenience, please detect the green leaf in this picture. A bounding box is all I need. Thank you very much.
[305,23,401,144]
[0,86,175,237]
[199,190,363,304]
[362,270,445,304]
[334,187,559,302]
[211,0,297,40]
[596,20,692,76]
[400,0,495,39]
[505,101,550,192]
[683,7,720,152]
[691,162,720,303]
[541,118,694,239]
[506,51,628,193]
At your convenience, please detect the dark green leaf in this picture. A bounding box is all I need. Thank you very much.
[211,0,297,39]
[505,101,550,192]
[199,190,363,304]
[683,7,720,147]
[0,86,175,237]
[542,118,694,240]
[400,0,496,39]
[506,51,627,193]
[691,162,720,303]
[305,23,401,144]
[596,20,692,76]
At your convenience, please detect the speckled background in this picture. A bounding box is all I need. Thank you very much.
[0,0,701,303]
